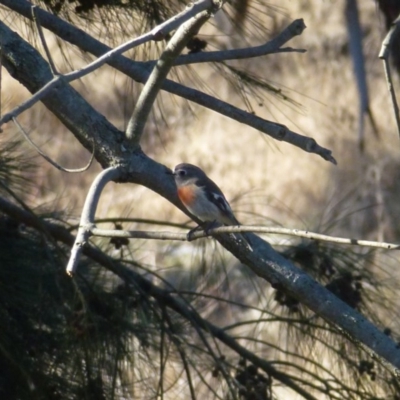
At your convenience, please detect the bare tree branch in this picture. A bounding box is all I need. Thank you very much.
[90,217,191,229]
[0,0,214,128]
[143,18,307,67]
[89,224,400,250]
[31,5,58,75]
[345,0,379,149]
[126,7,213,142]
[66,166,121,276]
[0,19,124,166]
[379,15,400,139]
[0,0,336,163]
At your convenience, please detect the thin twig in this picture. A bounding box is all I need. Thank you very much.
[170,47,306,66]
[126,8,212,142]
[31,5,58,75]
[0,0,214,127]
[379,16,400,139]
[13,117,95,173]
[69,217,191,231]
[89,225,400,250]
[165,84,337,164]
[141,19,307,67]
[66,166,121,276]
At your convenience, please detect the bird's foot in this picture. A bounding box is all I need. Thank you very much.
[203,220,218,236]
[187,221,218,241]
[187,225,202,241]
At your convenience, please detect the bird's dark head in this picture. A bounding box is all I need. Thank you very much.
[172,163,206,186]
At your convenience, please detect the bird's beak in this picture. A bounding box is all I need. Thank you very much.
[165,168,174,176]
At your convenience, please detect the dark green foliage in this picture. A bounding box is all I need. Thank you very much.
[0,139,156,399]
[0,139,36,196]
[0,139,185,399]
[280,242,368,312]
[0,216,72,399]
[41,0,185,20]
[235,359,272,400]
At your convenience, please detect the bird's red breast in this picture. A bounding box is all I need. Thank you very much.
[177,185,197,206]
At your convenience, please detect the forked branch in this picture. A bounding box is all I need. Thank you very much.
[0,0,215,128]
[0,0,335,163]
[126,6,214,143]
[66,167,121,276]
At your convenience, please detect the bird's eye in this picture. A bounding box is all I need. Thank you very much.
[178,170,186,177]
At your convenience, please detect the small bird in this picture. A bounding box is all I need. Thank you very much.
[171,163,251,248]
